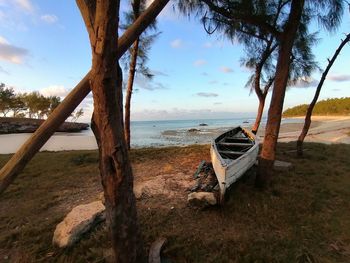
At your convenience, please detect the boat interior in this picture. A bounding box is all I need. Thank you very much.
[215,127,254,160]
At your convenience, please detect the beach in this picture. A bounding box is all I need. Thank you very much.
[0,116,349,154]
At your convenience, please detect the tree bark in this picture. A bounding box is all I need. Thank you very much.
[252,96,265,135]
[0,0,170,195]
[297,33,350,156]
[124,38,140,149]
[77,0,144,262]
[256,0,305,187]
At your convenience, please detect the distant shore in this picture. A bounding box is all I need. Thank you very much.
[0,117,89,134]
[0,116,349,154]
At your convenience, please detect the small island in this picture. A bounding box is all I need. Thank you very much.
[0,117,89,134]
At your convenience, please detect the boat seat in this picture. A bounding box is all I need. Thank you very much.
[225,137,250,141]
[219,142,253,147]
[218,150,244,155]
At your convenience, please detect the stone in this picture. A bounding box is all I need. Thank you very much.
[187,192,217,207]
[53,201,105,248]
[97,191,105,205]
[274,160,293,171]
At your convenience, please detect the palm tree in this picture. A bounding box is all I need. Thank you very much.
[297,33,350,156]
[179,0,344,186]
[121,0,159,149]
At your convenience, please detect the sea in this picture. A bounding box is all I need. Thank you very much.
[0,117,303,154]
[83,116,302,147]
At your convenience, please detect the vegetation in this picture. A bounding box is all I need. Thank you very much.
[283,97,350,117]
[1,143,350,262]
[0,83,84,121]
[179,0,345,186]
[121,0,159,149]
[297,34,350,156]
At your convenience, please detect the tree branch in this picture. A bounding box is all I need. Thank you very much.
[200,0,282,39]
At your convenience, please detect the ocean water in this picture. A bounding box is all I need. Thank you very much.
[0,117,303,154]
[82,117,302,148]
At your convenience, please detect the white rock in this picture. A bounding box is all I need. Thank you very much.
[187,192,217,207]
[274,160,293,171]
[53,201,105,248]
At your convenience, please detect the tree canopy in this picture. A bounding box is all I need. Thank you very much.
[0,83,84,121]
[283,97,350,117]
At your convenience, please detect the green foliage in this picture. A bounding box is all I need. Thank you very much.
[0,83,15,117]
[283,97,350,117]
[120,0,160,81]
[0,83,74,119]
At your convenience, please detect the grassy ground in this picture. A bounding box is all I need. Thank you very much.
[1,142,350,262]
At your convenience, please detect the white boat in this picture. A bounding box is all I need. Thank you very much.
[210,126,259,203]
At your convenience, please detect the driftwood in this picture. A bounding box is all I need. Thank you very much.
[0,0,170,195]
[148,237,167,263]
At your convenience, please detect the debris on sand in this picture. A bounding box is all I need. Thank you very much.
[188,161,219,207]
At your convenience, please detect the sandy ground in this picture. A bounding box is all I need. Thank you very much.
[270,116,350,144]
[0,116,349,154]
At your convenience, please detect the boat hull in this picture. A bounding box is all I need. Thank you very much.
[210,127,259,203]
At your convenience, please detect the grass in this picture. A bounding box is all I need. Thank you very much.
[1,143,350,262]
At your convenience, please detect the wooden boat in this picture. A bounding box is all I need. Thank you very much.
[210,126,259,203]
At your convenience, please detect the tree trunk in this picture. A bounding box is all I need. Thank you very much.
[252,96,265,135]
[256,0,304,188]
[297,33,350,156]
[0,0,170,196]
[77,0,144,262]
[125,38,140,149]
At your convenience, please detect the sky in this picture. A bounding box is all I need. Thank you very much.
[0,0,349,122]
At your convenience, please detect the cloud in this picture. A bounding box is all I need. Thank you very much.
[220,66,234,73]
[170,39,184,48]
[134,74,167,91]
[40,14,58,24]
[40,85,69,97]
[132,108,253,121]
[327,74,350,82]
[14,0,34,13]
[203,41,225,48]
[292,77,318,88]
[196,92,218,97]
[0,36,29,64]
[193,59,207,67]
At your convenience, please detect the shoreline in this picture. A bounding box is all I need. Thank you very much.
[0,117,349,154]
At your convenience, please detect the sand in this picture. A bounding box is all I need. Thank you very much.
[0,116,349,154]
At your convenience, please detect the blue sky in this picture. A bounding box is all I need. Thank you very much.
[0,0,349,121]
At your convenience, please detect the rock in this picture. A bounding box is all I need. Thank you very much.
[97,192,105,205]
[0,117,89,134]
[187,192,217,207]
[274,160,293,171]
[149,237,167,263]
[188,128,200,132]
[53,201,105,248]
[199,123,208,126]
[134,183,153,199]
